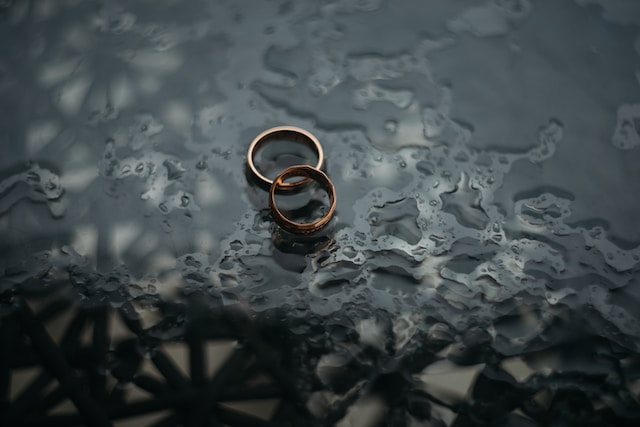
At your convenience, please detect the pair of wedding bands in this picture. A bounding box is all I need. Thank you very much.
[247,126,337,234]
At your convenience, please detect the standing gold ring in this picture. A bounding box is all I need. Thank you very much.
[247,126,324,191]
[269,165,336,234]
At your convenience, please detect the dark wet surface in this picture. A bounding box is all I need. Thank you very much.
[1,0,640,425]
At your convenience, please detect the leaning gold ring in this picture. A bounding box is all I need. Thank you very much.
[269,165,336,234]
[247,126,324,191]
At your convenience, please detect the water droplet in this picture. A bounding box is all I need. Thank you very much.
[26,171,41,183]
[384,119,398,133]
[220,256,234,270]
[454,151,469,162]
[184,255,202,268]
[429,234,446,247]
[416,161,434,176]
[103,276,120,292]
[129,284,144,298]
[342,246,357,258]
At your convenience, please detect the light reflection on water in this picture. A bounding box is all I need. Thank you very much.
[1,0,640,425]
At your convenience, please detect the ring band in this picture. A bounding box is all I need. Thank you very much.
[247,126,324,190]
[269,165,336,234]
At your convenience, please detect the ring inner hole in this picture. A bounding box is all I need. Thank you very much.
[255,133,319,183]
[275,176,330,223]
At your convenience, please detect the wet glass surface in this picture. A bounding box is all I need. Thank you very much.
[1,0,640,425]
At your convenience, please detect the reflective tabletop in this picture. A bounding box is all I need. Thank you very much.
[1,0,640,426]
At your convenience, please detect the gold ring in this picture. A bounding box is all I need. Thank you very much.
[269,165,336,234]
[247,126,324,190]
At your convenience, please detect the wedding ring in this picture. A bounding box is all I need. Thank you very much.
[247,126,324,190]
[269,165,336,234]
